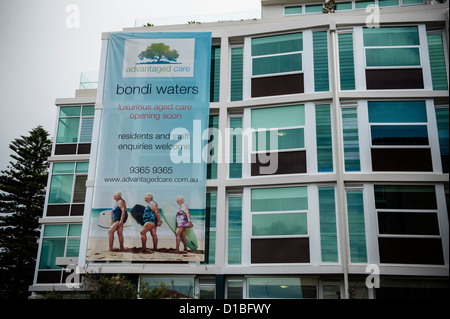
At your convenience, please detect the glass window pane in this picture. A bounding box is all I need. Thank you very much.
[229,117,242,179]
[355,0,375,8]
[368,101,427,123]
[205,193,216,264]
[48,175,74,203]
[347,190,367,263]
[52,162,75,174]
[252,213,307,236]
[76,162,89,173]
[378,212,439,235]
[336,1,353,10]
[252,33,303,56]
[285,5,302,14]
[363,27,419,46]
[81,105,95,116]
[247,277,316,299]
[39,238,65,269]
[379,0,399,6]
[68,224,82,236]
[253,128,304,151]
[313,32,329,91]
[79,117,94,143]
[366,48,420,67]
[44,225,68,237]
[207,115,218,180]
[56,118,80,143]
[253,53,302,76]
[371,125,429,145]
[252,105,305,129]
[226,279,243,299]
[210,45,221,102]
[73,175,87,203]
[66,238,80,257]
[402,0,423,4]
[319,187,338,262]
[305,4,323,12]
[251,187,308,212]
[230,47,243,101]
[342,107,361,171]
[435,108,449,173]
[427,33,448,90]
[59,106,81,117]
[228,197,242,265]
[316,104,333,172]
[140,276,195,298]
[338,33,356,90]
[374,185,437,209]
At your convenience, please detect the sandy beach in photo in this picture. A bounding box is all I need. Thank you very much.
[86,237,205,262]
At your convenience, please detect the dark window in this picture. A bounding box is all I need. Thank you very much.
[251,150,306,176]
[251,74,304,98]
[378,212,440,235]
[365,69,424,89]
[378,238,444,265]
[251,238,310,263]
[371,148,432,172]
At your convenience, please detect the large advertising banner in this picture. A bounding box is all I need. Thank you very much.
[86,32,211,262]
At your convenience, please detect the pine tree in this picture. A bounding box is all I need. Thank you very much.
[0,126,52,299]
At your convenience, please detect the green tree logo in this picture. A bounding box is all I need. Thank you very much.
[137,43,180,64]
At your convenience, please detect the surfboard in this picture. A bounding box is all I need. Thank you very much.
[130,204,146,226]
[97,210,131,228]
[160,202,198,251]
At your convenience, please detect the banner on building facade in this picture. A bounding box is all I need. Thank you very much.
[86,32,211,262]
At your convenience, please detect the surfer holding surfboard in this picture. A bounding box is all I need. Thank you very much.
[108,192,128,251]
[174,195,193,253]
[140,193,162,252]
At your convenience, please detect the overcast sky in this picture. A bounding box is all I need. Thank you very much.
[0,0,261,171]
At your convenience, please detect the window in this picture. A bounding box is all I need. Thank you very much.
[427,32,448,91]
[230,46,244,101]
[355,0,375,8]
[46,162,89,216]
[203,193,217,264]
[338,32,356,90]
[229,115,243,178]
[435,107,449,173]
[251,33,303,97]
[251,187,310,263]
[228,195,242,265]
[363,27,424,89]
[140,276,195,298]
[313,31,329,92]
[55,105,94,155]
[375,185,444,265]
[316,104,333,172]
[36,224,81,283]
[251,105,306,176]
[210,46,220,102]
[342,106,361,171]
[206,115,218,180]
[319,187,338,262]
[247,277,317,299]
[346,189,367,263]
[368,101,432,172]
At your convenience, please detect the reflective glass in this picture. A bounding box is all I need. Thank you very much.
[371,125,429,145]
[252,33,302,56]
[363,27,419,46]
[56,118,80,143]
[252,105,305,129]
[368,101,427,123]
[252,54,302,76]
[366,48,420,67]
[252,213,307,236]
[251,187,308,212]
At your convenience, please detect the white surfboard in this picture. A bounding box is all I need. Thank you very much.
[97,210,132,228]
